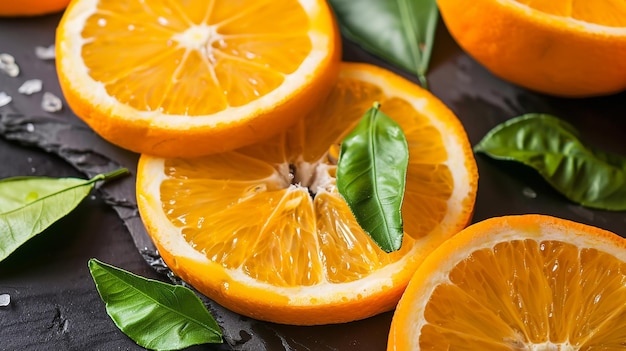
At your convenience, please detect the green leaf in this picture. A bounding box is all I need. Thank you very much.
[89,259,223,351]
[0,168,128,262]
[474,114,626,210]
[336,103,409,252]
[328,0,438,88]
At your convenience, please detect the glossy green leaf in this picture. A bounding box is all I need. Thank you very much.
[474,114,626,210]
[337,103,409,252]
[0,168,128,262]
[328,0,438,88]
[89,259,222,351]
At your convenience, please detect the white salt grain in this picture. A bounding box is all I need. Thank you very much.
[0,92,12,107]
[0,53,19,77]
[0,53,15,64]
[35,45,56,60]
[522,187,537,199]
[41,92,62,112]
[0,294,10,307]
[18,79,43,95]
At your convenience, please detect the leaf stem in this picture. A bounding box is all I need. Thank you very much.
[418,74,428,90]
[92,168,130,183]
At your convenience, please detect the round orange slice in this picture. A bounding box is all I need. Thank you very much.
[389,214,626,350]
[56,0,340,157]
[136,62,478,325]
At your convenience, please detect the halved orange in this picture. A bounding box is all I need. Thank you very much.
[0,0,69,17]
[56,0,340,157]
[389,214,626,350]
[437,0,626,97]
[136,62,478,325]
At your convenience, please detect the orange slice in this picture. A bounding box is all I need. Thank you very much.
[136,62,478,325]
[389,214,626,350]
[437,0,626,97]
[56,0,340,157]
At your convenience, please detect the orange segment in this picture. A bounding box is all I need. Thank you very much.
[437,0,626,97]
[56,0,340,157]
[389,214,626,350]
[136,62,478,325]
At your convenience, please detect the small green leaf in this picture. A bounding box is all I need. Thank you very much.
[337,103,409,252]
[328,0,438,88]
[474,114,626,210]
[89,259,223,351]
[0,168,128,262]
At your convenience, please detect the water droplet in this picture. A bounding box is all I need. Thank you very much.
[0,294,10,307]
[41,92,62,112]
[26,123,35,132]
[157,16,168,26]
[26,157,32,163]
[522,187,537,198]
[0,92,12,107]
[18,79,43,95]
[196,216,205,229]
[30,167,36,173]
[97,18,107,27]
[35,45,55,60]
[551,261,559,272]
[127,24,135,31]
[89,195,97,200]
[594,294,602,304]
[244,51,256,59]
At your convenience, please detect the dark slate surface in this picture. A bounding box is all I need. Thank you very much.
[1,10,625,351]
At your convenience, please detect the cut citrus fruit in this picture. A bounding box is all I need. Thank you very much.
[0,0,69,17]
[56,0,340,157]
[437,0,626,97]
[136,62,478,325]
[388,214,626,350]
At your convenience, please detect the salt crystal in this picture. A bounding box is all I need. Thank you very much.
[41,92,62,112]
[522,187,537,199]
[0,92,12,107]
[35,45,56,60]
[0,53,19,77]
[18,79,43,95]
[0,53,15,64]
[0,294,10,307]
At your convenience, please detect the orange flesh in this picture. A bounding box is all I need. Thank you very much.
[420,239,626,349]
[513,0,626,26]
[81,0,311,115]
[158,76,454,287]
